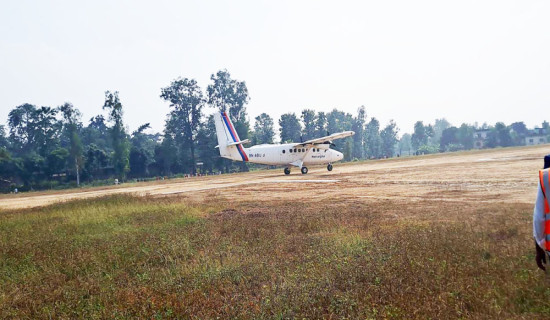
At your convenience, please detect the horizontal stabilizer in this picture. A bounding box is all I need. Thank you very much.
[227,139,250,147]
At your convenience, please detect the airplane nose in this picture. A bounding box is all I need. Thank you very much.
[337,151,343,160]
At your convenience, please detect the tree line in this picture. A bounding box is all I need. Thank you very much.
[399,119,549,156]
[0,69,548,192]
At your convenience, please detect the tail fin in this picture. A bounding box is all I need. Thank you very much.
[214,112,249,162]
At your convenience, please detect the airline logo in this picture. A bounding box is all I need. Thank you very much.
[221,112,249,162]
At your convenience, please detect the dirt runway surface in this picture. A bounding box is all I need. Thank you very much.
[1,145,548,210]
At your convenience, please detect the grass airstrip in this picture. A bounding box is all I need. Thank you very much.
[2,145,550,319]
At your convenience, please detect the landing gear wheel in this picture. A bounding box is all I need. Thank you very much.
[301,167,308,174]
[327,164,333,171]
[284,167,291,175]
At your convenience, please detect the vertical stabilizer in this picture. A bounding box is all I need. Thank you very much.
[213,112,248,162]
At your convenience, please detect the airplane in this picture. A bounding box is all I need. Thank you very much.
[214,111,355,174]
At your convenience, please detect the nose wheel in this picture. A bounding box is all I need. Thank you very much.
[327,163,333,171]
[301,167,308,174]
[284,167,291,175]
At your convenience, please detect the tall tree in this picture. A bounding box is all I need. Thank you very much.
[20,153,46,186]
[433,118,451,146]
[207,69,250,139]
[510,121,528,136]
[253,113,275,145]
[485,125,499,148]
[83,144,108,181]
[0,125,8,149]
[0,147,21,188]
[102,91,130,180]
[129,123,158,178]
[279,113,301,143]
[154,134,177,176]
[457,123,474,150]
[315,112,327,137]
[161,78,205,174]
[399,133,412,156]
[327,109,353,134]
[494,122,513,147]
[82,115,110,151]
[301,109,317,141]
[411,121,428,150]
[439,126,459,151]
[352,106,366,159]
[380,120,399,158]
[58,103,83,185]
[365,117,381,158]
[7,104,60,157]
[327,109,353,152]
[510,121,528,146]
[131,124,160,154]
[45,147,69,178]
[425,124,435,140]
[129,147,149,178]
[344,139,353,161]
[8,103,38,154]
[34,106,61,157]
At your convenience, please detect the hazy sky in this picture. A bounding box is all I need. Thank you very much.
[1,0,549,136]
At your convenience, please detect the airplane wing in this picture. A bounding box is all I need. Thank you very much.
[296,131,355,146]
[285,131,355,167]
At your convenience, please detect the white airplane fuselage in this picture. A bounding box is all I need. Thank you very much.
[237,143,343,166]
[214,111,349,174]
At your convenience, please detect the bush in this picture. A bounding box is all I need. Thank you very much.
[416,144,439,155]
[444,143,465,152]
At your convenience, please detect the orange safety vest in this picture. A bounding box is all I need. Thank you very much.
[540,169,550,250]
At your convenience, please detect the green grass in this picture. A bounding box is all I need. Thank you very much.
[1,195,549,319]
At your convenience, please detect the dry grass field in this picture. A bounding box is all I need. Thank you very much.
[1,145,550,319]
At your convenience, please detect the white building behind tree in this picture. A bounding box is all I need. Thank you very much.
[525,128,548,145]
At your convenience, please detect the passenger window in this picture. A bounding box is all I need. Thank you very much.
[298,149,302,152]
[302,148,305,152]
[289,149,292,153]
[282,150,285,154]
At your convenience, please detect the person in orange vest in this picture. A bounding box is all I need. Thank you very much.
[534,155,550,270]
